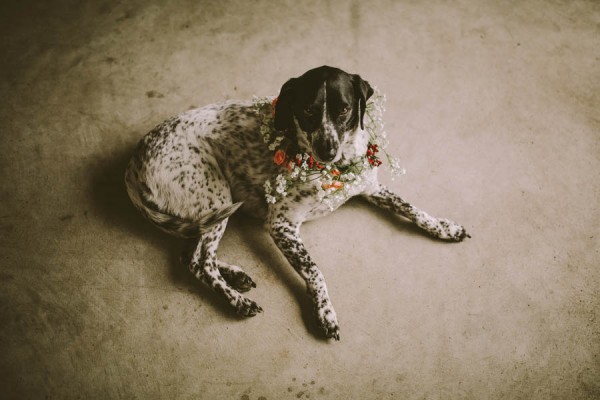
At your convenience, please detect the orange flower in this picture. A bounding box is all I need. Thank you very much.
[322,181,344,190]
[273,149,287,165]
[331,169,341,176]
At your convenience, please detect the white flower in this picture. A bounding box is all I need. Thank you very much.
[265,194,277,204]
[390,158,406,174]
[291,167,300,178]
[264,180,272,194]
[317,186,326,200]
[272,136,284,146]
[275,174,287,194]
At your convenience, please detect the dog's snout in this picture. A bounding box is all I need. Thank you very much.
[322,146,337,160]
[314,135,339,162]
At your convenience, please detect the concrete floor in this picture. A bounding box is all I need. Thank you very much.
[1,0,599,398]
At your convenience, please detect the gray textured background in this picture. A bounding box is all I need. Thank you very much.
[1,1,599,399]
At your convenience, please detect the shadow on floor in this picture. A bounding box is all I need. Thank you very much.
[85,142,322,327]
[85,142,243,319]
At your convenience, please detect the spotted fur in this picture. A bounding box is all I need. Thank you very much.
[124,66,468,340]
[362,187,470,241]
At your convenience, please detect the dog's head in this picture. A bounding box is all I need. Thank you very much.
[274,66,374,163]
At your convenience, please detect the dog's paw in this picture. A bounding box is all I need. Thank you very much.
[221,269,256,293]
[316,304,340,340]
[234,297,263,317]
[432,218,470,242]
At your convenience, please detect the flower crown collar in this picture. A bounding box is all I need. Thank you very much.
[253,89,405,207]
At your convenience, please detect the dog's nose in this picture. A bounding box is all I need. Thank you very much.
[322,147,337,161]
[314,142,338,162]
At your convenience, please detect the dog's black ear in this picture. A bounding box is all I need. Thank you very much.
[274,78,297,131]
[352,74,374,130]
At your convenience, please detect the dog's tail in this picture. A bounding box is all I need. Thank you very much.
[124,167,242,239]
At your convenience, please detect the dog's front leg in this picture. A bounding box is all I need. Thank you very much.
[268,214,340,340]
[363,185,469,241]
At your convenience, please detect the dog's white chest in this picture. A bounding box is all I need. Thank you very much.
[300,167,380,221]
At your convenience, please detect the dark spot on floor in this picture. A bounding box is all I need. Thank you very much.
[116,10,133,22]
[146,90,165,99]
[0,273,15,281]
[59,214,74,222]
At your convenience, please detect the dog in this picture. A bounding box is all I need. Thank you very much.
[125,65,469,340]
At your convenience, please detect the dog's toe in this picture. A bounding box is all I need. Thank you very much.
[435,218,469,242]
[453,224,470,242]
[326,326,340,341]
[220,268,257,292]
[232,274,257,293]
[235,297,263,317]
[315,305,340,340]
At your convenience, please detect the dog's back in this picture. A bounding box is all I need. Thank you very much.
[124,102,256,237]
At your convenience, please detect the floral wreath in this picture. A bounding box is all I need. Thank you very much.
[252,89,405,209]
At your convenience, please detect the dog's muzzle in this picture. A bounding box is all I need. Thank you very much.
[312,125,340,163]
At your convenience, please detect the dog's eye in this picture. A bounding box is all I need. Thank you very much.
[340,106,351,115]
[303,107,314,117]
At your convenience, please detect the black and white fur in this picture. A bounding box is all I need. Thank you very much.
[125,66,468,340]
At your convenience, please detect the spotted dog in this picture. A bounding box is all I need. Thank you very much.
[125,66,469,340]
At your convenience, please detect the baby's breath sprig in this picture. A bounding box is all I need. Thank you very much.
[363,89,406,179]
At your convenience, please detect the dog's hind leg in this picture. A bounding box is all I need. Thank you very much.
[189,219,262,316]
[362,185,469,242]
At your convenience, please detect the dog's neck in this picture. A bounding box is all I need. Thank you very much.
[339,126,370,165]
